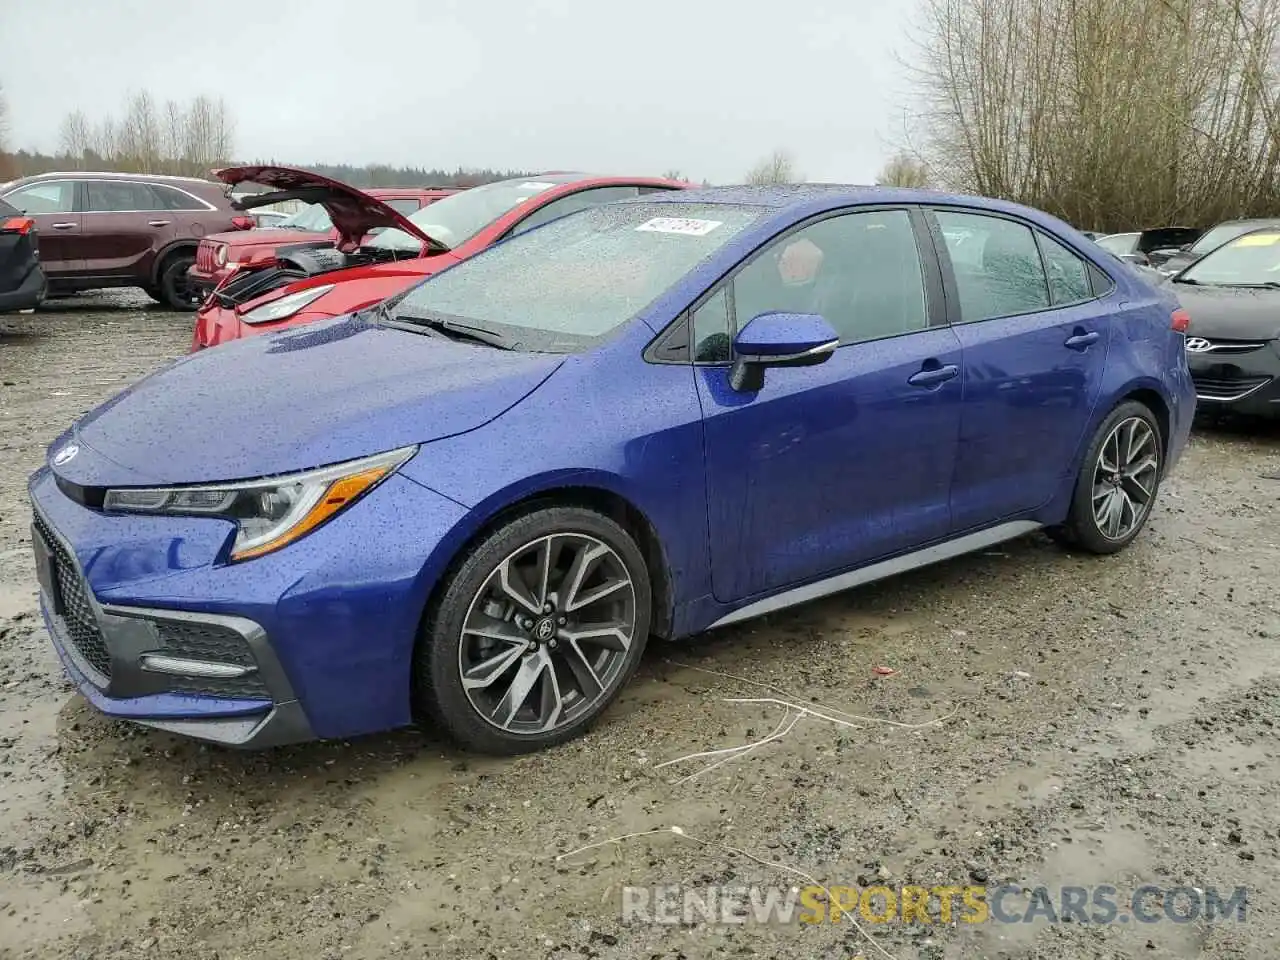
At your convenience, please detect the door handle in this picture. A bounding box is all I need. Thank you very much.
[907,363,959,387]
[51,222,77,230]
[1065,330,1100,350]
[147,220,171,227]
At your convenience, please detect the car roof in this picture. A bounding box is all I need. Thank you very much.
[12,170,217,185]
[633,183,1071,226]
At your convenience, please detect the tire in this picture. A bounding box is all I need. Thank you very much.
[414,506,652,754]
[155,251,201,311]
[1050,400,1163,555]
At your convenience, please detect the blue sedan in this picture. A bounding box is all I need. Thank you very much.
[28,186,1196,753]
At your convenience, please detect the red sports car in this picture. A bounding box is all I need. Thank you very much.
[187,177,457,298]
[191,168,688,351]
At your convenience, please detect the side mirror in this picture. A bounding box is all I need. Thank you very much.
[729,311,839,392]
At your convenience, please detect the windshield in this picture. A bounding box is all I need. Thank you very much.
[368,178,567,252]
[274,203,332,232]
[1180,229,1280,286]
[388,201,762,351]
[1094,233,1137,255]
[1189,222,1267,254]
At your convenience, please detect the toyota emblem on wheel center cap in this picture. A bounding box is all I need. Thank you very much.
[533,618,556,642]
[52,444,79,466]
[1184,337,1213,353]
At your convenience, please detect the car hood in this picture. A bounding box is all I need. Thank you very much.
[203,227,331,250]
[51,315,563,488]
[215,166,447,254]
[1173,283,1280,340]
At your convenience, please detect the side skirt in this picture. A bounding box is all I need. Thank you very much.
[705,520,1042,631]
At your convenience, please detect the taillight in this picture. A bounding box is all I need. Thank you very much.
[1171,308,1191,333]
[231,215,255,230]
[1,217,35,234]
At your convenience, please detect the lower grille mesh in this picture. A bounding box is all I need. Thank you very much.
[34,512,112,683]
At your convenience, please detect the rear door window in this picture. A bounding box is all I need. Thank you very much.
[84,180,165,213]
[933,211,1051,321]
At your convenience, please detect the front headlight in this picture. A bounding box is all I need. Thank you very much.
[103,446,416,561]
[214,244,228,267]
[240,284,335,325]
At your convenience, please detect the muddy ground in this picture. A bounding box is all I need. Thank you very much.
[1,296,1279,960]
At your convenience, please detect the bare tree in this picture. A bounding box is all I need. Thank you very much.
[160,100,187,170]
[0,84,14,182]
[745,149,800,185]
[876,151,931,187]
[906,0,1280,230]
[58,110,93,166]
[662,168,684,181]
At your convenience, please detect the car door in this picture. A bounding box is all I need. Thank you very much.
[693,207,963,603]
[0,179,82,275]
[79,179,177,279]
[927,208,1111,530]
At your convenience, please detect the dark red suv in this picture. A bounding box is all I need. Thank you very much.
[0,172,252,310]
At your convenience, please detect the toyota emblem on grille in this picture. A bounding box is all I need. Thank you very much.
[52,444,79,466]
[1185,337,1213,353]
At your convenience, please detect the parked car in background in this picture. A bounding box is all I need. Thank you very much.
[1168,226,1280,419]
[0,197,47,313]
[191,169,688,350]
[188,180,457,298]
[31,186,1194,753]
[0,172,253,310]
[1156,217,1280,276]
[1094,227,1203,267]
[247,209,292,229]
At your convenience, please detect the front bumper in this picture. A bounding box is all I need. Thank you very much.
[1187,339,1280,418]
[190,302,244,351]
[28,463,472,747]
[32,505,314,747]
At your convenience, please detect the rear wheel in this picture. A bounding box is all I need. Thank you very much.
[414,507,651,754]
[1050,401,1163,554]
[155,251,201,311]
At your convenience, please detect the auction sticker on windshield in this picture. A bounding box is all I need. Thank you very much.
[635,217,723,236]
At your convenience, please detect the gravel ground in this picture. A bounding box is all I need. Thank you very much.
[2,295,1279,960]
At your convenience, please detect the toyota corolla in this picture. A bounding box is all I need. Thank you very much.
[30,187,1195,754]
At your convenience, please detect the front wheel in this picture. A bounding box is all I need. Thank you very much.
[1051,401,1163,554]
[414,507,652,754]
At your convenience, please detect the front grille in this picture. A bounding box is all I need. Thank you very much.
[33,512,112,683]
[1190,373,1272,401]
[149,619,271,700]
[195,240,217,274]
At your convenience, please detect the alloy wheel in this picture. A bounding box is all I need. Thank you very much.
[458,533,637,736]
[1092,416,1160,541]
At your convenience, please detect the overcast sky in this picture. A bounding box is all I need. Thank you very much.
[0,0,918,183]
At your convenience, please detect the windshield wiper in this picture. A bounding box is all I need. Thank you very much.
[385,310,516,350]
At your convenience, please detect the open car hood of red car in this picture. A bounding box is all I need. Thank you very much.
[213,165,448,254]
